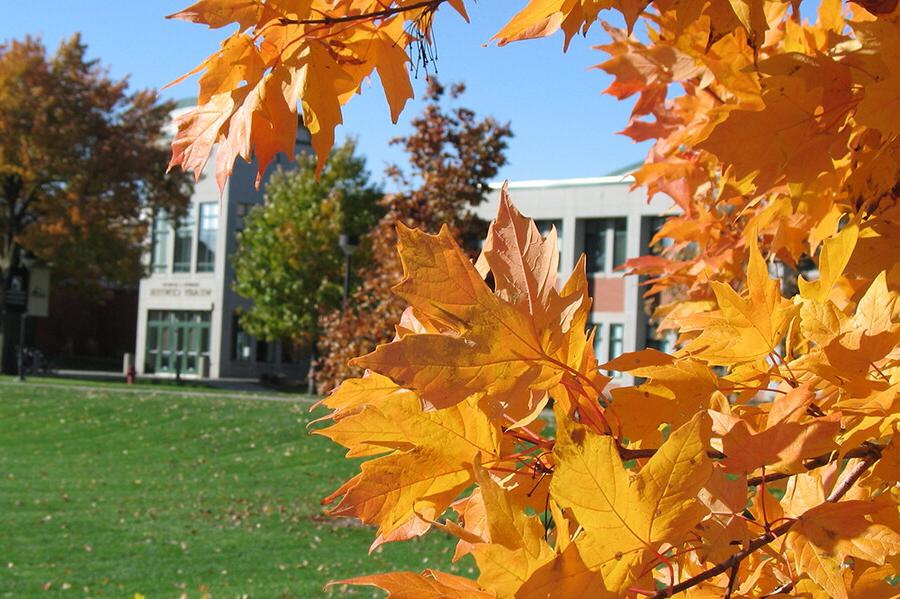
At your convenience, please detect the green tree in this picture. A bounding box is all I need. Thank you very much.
[0,34,192,372]
[233,139,382,378]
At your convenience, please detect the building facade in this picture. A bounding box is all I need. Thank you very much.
[135,110,311,379]
[136,117,673,381]
[475,177,676,376]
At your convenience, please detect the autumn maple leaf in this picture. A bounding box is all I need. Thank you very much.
[677,237,797,369]
[549,411,714,594]
[353,190,607,428]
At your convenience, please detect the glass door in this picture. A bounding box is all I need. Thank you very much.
[145,311,211,374]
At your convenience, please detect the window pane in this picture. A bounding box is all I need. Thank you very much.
[583,219,607,275]
[232,313,253,362]
[647,330,676,354]
[197,203,219,272]
[591,322,603,360]
[281,343,294,364]
[613,218,627,271]
[609,323,624,377]
[648,216,673,255]
[256,340,269,363]
[151,211,169,273]
[173,212,194,273]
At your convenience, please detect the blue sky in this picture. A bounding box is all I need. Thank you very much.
[2,1,651,187]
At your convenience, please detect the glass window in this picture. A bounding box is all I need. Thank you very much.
[256,339,269,363]
[613,218,627,270]
[173,211,194,273]
[232,313,253,362]
[151,211,169,273]
[197,203,219,272]
[646,216,669,255]
[281,343,295,364]
[647,330,677,354]
[592,322,604,361]
[608,323,625,378]
[583,218,628,275]
[584,219,607,275]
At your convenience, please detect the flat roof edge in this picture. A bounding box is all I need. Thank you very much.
[489,175,636,190]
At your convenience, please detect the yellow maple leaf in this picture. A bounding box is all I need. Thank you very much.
[470,468,555,597]
[712,384,840,475]
[679,236,797,368]
[605,349,722,446]
[549,411,714,593]
[167,0,417,186]
[334,568,493,598]
[786,500,900,599]
[798,224,859,302]
[318,371,500,538]
[354,194,606,429]
[168,0,264,31]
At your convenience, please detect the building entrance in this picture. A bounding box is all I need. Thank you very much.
[145,310,210,375]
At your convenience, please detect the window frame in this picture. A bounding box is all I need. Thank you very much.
[150,210,170,273]
[172,208,195,273]
[196,202,219,273]
[582,217,628,276]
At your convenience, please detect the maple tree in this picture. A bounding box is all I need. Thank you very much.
[169,0,899,596]
[0,34,192,371]
[0,35,192,286]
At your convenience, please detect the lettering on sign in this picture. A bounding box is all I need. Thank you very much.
[148,281,213,298]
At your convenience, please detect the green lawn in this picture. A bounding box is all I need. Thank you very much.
[0,382,470,598]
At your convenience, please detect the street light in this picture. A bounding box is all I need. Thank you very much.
[15,251,37,382]
[338,233,358,302]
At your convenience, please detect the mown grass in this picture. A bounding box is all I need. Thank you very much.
[0,382,470,598]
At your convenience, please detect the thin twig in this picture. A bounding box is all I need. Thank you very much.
[758,466,771,532]
[724,561,740,599]
[825,449,880,502]
[277,0,445,27]
[745,443,880,487]
[646,445,881,598]
[620,447,727,461]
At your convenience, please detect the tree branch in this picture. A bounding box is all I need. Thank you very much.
[277,0,446,27]
[746,443,881,488]
[724,561,740,599]
[825,448,880,502]
[620,447,726,461]
[646,444,882,598]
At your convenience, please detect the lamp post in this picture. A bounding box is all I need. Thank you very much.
[338,233,358,303]
[15,251,37,382]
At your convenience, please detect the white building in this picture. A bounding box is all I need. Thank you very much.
[136,103,674,381]
[135,103,311,379]
[476,176,676,373]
